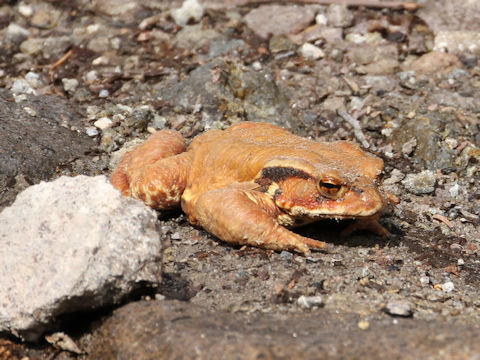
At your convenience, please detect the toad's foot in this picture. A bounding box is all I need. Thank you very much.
[186,185,328,255]
[111,129,191,209]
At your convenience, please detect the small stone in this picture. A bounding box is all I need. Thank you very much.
[94,117,113,130]
[171,232,182,240]
[402,170,436,195]
[298,43,325,60]
[18,4,34,17]
[252,61,262,71]
[357,320,370,330]
[434,31,480,56]
[84,70,99,84]
[442,281,455,293]
[244,5,316,39]
[383,300,413,317]
[449,183,460,197]
[457,258,465,266]
[86,127,99,137]
[419,276,430,285]
[62,78,79,93]
[99,89,110,98]
[11,79,36,95]
[401,137,417,156]
[326,4,354,28]
[280,251,294,260]
[297,295,324,309]
[19,38,44,55]
[315,13,328,26]
[383,169,405,185]
[23,106,37,117]
[6,23,30,38]
[171,0,204,27]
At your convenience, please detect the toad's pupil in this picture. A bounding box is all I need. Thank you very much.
[319,181,341,190]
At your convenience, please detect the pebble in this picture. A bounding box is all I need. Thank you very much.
[62,78,79,93]
[357,320,370,330]
[99,89,110,98]
[298,43,325,60]
[280,251,294,260]
[18,4,33,17]
[442,281,455,293]
[326,4,354,28]
[86,127,99,137]
[297,295,324,309]
[94,117,113,130]
[383,169,405,185]
[434,31,480,55]
[6,23,30,38]
[383,300,413,317]
[402,170,436,195]
[23,106,37,117]
[449,183,460,197]
[171,0,204,27]
[315,13,328,26]
[11,79,36,95]
[243,5,316,39]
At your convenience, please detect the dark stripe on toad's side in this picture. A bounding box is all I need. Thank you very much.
[260,167,311,182]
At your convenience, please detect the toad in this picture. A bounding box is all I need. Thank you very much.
[111,122,387,254]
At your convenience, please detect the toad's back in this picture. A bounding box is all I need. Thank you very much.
[182,122,381,200]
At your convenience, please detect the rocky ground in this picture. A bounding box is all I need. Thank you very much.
[0,0,479,358]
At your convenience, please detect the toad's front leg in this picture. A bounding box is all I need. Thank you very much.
[111,129,192,210]
[186,186,328,255]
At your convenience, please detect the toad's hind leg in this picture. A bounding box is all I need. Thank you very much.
[111,129,191,210]
[188,186,328,255]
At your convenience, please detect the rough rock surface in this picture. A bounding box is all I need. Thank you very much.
[0,90,95,210]
[0,176,162,341]
[88,300,480,360]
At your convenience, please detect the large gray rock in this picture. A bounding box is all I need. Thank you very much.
[0,176,163,342]
[88,300,480,360]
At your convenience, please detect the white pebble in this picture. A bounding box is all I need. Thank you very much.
[442,281,454,292]
[297,295,324,309]
[94,117,113,130]
[7,23,30,37]
[315,13,328,26]
[23,106,37,117]
[171,0,204,27]
[449,183,459,197]
[11,79,36,95]
[298,43,325,60]
[99,89,110,98]
[18,4,33,17]
[86,127,99,137]
[62,78,79,93]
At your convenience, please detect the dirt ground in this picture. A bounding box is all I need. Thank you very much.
[0,0,479,358]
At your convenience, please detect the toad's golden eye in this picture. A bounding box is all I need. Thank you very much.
[318,179,342,197]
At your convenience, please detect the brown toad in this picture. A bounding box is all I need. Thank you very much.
[111,122,387,254]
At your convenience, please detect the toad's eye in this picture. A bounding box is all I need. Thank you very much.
[318,179,342,197]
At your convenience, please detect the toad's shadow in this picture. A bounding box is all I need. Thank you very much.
[295,219,399,248]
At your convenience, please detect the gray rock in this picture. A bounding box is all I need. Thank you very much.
[156,59,298,131]
[0,90,95,210]
[0,176,162,341]
[244,5,316,39]
[402,170,436,195]
[88,300,480,359]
